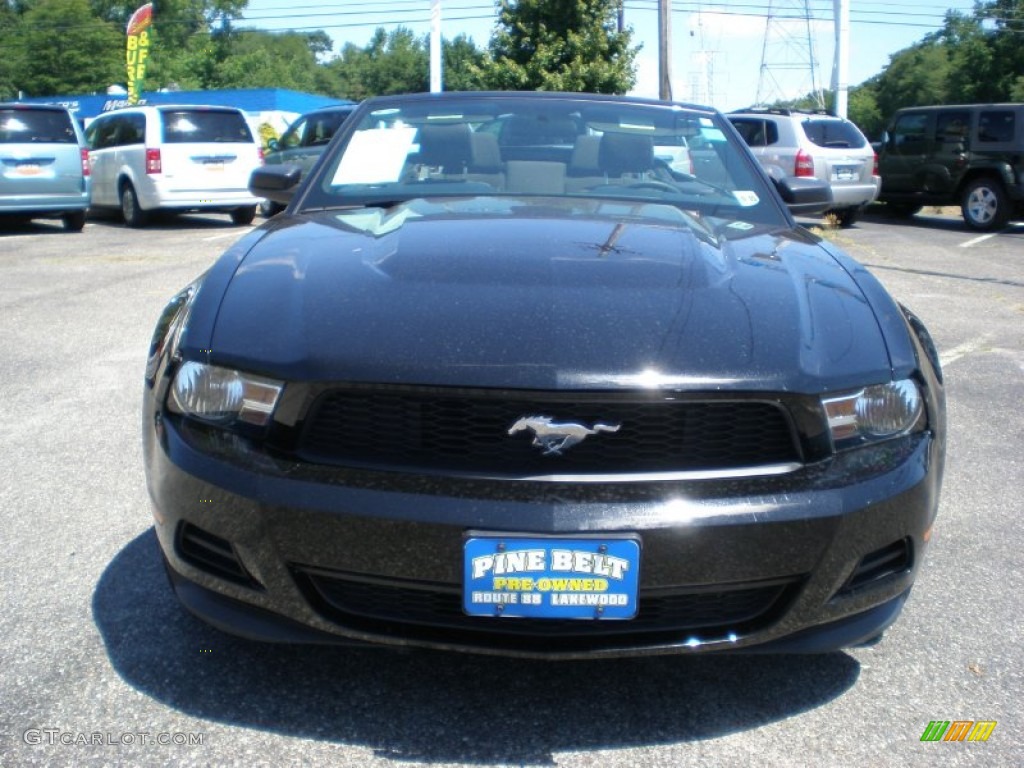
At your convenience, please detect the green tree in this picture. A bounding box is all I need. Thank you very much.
[0,4,22,98]
[90,0,247,49]
[855,2,1024,127]
[1011,75,1024,102]
[315,28,488,99]
[322,27,429,101]
[443,33,486,92]
[974,0,1024,100]
[12,0,123,96]
[872,42,953,119]
[847,86,883,139]
[482,0,637,94]
[88,0,248,90]
[208,30,333,91]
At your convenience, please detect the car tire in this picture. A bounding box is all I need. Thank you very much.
[961,178,1009,231]
[833,208,860,228]
[62,211,86,232]
[887,202,922,218]
[260,199,285,218]
[231,205,257,226]
[120,182,148,228]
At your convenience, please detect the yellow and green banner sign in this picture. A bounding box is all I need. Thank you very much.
[126,3,153,105]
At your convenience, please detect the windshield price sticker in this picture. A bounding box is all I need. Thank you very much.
[463,536,640,620]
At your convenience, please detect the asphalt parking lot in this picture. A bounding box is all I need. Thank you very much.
[1,207,1021,767]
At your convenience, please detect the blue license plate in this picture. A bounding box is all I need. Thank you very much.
[463,534,641,620]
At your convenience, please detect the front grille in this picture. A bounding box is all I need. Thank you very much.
[292,566,800,652]
[296,388,800,476]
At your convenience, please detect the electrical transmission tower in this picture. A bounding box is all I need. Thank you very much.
[755,0,825,109]
[687,9,716,106]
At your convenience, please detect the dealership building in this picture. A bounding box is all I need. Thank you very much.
[17,88,350,138]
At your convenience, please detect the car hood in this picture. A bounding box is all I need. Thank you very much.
[201,199,892,392]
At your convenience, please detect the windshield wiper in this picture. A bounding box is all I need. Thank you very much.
[303,200,408,213]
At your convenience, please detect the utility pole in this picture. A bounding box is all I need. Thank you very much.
[430,0,442,93]
[831,0,850,117]
[658,0,672,101]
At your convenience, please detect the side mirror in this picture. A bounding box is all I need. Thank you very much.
[774,176,832,216]
[266,138,280,152]
[249,165,302,206]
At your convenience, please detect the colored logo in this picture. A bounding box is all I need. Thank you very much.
[920,720,997,742]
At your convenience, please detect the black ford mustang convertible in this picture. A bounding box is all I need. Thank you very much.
[143,91,945,658]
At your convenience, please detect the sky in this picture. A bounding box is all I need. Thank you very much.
[237,1,980,111]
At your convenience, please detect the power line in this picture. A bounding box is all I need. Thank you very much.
[4,1,1022,49]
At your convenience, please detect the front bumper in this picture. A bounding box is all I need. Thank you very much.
[145,408,942,659]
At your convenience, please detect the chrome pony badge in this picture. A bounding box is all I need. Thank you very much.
[508,416,621,456]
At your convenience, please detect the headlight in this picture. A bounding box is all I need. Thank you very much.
[822,379,923,449]
[168,362,283,428]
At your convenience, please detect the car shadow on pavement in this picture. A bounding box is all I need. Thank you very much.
[94,529,860,762]
[85,210,255,231]
[0,219,76,236]
[859,206,969,232]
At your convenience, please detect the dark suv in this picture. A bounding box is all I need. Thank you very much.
[260,103,357,216]
[877,103,1024,230]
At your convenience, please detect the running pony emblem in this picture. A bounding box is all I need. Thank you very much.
[508,416,621,456]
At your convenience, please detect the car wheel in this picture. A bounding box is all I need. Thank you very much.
[120,182,148,228]
[260,199,284,218]
[961,178,1009,231]
[832,208,860,228]
[62,210,86,232]
[887,202,922,218]
[231,205,257,226]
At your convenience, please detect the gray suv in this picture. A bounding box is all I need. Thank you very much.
[877,103,1024,231]
[728,108,880,227]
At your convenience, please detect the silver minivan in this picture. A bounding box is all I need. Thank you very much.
[85,105,262,227]
[0,103,91,231]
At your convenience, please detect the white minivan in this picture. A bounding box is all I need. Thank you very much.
[85,105,262,227]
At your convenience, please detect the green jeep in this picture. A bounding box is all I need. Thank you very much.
[877,103,1024,230]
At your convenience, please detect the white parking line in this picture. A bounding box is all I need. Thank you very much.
[201,231,246,242]
[939,335,992,368]
[959,231,1003,248]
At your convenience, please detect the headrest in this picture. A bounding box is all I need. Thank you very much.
[418,123,473,173]
[598,132,655,176]
[470,131,502,171]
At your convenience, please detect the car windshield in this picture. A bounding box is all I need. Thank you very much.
[302,95,786,230]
